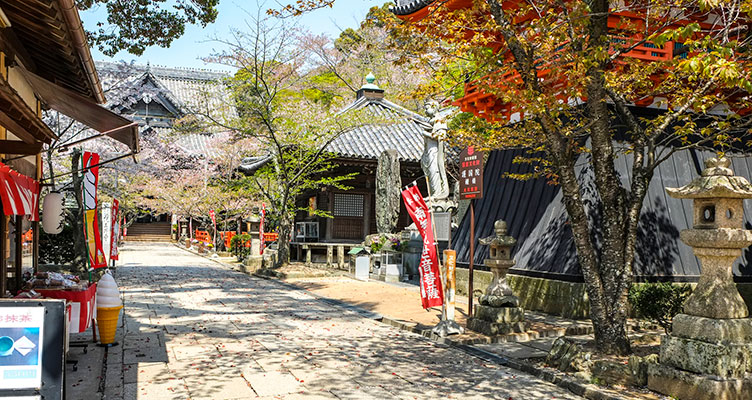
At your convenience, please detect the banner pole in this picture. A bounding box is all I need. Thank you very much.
[469,200,475,319]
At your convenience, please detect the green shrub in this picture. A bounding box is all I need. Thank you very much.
[230,233,252,261]
[40,222,76,265]
[628,282,691,334]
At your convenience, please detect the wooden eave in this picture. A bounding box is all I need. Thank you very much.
[0,75,56,144]
[0,0,104,103]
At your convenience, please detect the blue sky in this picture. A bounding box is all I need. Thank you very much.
[81,1,381,71]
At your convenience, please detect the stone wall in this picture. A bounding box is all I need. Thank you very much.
[454,270,752,320]
[455,269,590,319]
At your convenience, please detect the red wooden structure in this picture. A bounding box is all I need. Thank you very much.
[395,1,749,122]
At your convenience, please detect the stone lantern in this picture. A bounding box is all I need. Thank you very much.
[648,157,752,400]
[467,220,526,336]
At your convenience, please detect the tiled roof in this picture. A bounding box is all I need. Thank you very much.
[328,96,429,163]
[391,0,434,15]
[174,132,225,157]
[95,61,232,115]
[93,62,235,158]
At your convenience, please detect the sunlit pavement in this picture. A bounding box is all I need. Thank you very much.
[112,242,582,399]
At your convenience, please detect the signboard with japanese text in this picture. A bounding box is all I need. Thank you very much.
[0,307,44,390]
[0,300,65,400]
[459,147,485,200]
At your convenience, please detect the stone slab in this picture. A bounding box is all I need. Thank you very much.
[474,305,524,324]
[123,347,169,364]
[184,375,256,400]
[660,334,752,378]
[243,369,302,397]
[467,318,527,336]
[475,342,548,359]
[648,362,752,400]
[130,377,190,400]
[672,314,752,344]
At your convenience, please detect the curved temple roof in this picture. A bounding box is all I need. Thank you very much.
[391,0,435,16]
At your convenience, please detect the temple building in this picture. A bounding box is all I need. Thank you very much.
[95,61,232,158]
[289,77,435,262]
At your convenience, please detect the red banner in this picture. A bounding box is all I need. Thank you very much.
[0,162,40,221]
[259,203,265,255]
[83,152,106,269]
[401,184,444,309]
[110,199,119,261]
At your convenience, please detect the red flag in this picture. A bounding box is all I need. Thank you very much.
[401,185,444,309]
[259,204,265,255]
[83,152,106,269]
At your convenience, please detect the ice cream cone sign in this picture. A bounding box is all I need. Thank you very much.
[96,271,122,345]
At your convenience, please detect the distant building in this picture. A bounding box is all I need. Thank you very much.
[95,61,232,157]
[292,78,431,248]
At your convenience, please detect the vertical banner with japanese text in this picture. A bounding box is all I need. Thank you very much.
[401,184,444,309]
[110,199,120,261]
[82,152,106,269]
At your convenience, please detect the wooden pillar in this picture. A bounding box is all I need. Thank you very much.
[326,192,334,240]
[33,137,41,274]
[0,215,6,297]
[14,215,21,293]
[363,193,371,239]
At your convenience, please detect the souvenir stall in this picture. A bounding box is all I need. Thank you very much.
[0,1,135,398]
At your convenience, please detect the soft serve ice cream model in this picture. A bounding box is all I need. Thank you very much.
[96,272,122,345]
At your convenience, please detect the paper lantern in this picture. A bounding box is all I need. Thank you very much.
[42,192,65,234]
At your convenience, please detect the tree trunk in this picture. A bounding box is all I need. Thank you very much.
[71,149,86,273]
[277,217,291,266]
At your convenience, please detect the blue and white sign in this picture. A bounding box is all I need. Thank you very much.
[0,307,44,390]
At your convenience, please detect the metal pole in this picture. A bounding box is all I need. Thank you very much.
[469,200,475,319]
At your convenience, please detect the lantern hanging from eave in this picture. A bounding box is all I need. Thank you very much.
[42,191,65,234]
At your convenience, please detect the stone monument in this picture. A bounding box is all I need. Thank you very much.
[648,157,752,400]
[376,149,401,234]
[467,220,527,335]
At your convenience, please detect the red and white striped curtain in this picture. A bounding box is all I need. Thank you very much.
[0,162,40,221]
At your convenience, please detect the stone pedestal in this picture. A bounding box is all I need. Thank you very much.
[648,158,752,400]
[468,304,526,335]
[468,220,527,336]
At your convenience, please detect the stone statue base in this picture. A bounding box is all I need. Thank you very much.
[432,320,464,337]
[648,314,752,399]
[467,304,527,336]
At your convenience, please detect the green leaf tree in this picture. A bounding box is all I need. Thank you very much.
[200,11,367,265]
[78,0,220,56]
[275,0,752,355]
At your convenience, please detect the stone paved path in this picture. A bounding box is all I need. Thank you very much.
[115,242,582,399]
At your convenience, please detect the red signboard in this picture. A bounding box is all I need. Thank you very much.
[401,184,444,309]
[459,146,484,200]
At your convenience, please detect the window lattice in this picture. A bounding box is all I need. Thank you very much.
[334,193,364,217]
